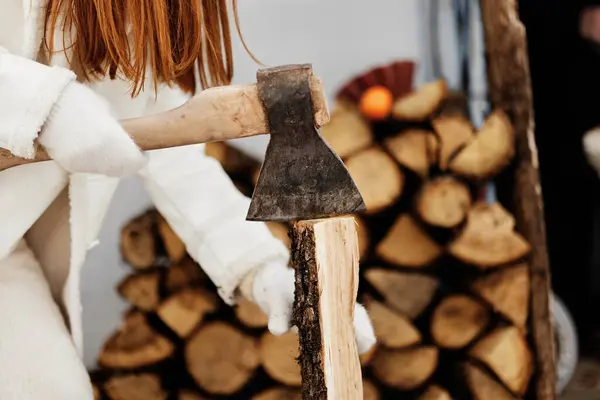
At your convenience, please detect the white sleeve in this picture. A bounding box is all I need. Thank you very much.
[139,144,289,304]
[0,46,76,159]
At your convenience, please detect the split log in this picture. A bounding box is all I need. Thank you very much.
[471,264,530,328]
[448,202,531,268]
[371,346,439,390]
[364,268,439,319]
[448,109,515,180]
[431,294,490,349]
[259,331,302,387]
[320,100,374,159]
[179,391,206,400]
[117,270,161,312]
[384,129,433,178]
[185,322,260,395]
[363,379,380,400]
[366,299,421,349]
[375,214,443,268]
[427,133,441,166]
[99,312,174,369]
[165,258,206,294]
[469,326,533,396]
[235,299,269,328]
[157,288,217,338]
[253,387,302,400]
[157,215,186,263]
[120,212,156,270]
[431,115,474,170]
[266,222,291,249]
[291,217,363,399]
[345,147,404,214]
[416,176,472,228]
[104,373,167,400]
[465,362,519,400]
[392,79,448,121]
[418,385,452,400]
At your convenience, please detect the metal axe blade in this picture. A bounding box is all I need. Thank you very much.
[246,64,366,222]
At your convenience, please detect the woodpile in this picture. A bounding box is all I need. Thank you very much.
[90,77,539,399]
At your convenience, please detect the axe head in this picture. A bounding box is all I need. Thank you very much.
[246,64,366,222]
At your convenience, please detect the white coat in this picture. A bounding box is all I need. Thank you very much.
[0,0,288,373]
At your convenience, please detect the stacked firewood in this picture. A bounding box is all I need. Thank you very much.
[90,78,535,399]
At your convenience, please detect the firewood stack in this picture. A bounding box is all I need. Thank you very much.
[90,67,537,399]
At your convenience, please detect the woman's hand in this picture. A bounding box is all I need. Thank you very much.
[252,261,376,354]
[39,82,146,177]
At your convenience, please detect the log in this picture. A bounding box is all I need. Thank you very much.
[93,384,101,400]
[185,322,260,395]
[448,202,531,268]
[430,294,490,349]
[469,326,533,396]
[157,214,186,263]
[345,147,404,214]
[363,379,380,400]
[448,109,515,181]
[253,387,302,400]
[179,391,207,400]
[235,298,269,328]
[320,100,374,159]
[291,217,363,399]
[120,212,156,270]
[165,258,206,294]
[99,312,175,369]
[364,268,439,319]
[366,299,421,349]
[371,346,439,390]
[392,79,448,121]
[204,141,257,174]
[359,345,377,367]
[375,214,443,268]
[157,288,217,338]
[117,270,161,312]
[104,373,167,400]
[384,129,433,178]
[427,133,441,166]
[266,222,291,249]
[259,331,302,387]
[418,385,452,400]
[431,115,474,170]
[471,263,530,328]
[465,362,519,400]
[416,176,472,228]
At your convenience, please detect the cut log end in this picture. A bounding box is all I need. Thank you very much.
[469,326,533,396]
[260,331,302,387]
[179,390,207,400]
[98,312,175,369]
[449,202,531,268]
[165,258,206,294]
[465,362,520,400]
[253,387,302,400]
[384,129,433,178]
[471,264,530,328]
[104,373,167,400]
[367,299,421,349]
[157,288,217,338]
[120,212,156,270]
[266,222,291,250]
[320,100,374,158]
[186,322,260,395]
[375,214,443,268]
[416,176,472,228]
[418,385,452,400]
[117,270,161,312]
[448,109,515,180]
[363,379,381,400]
[432,115,475,170]
[392,79,448,121]
[235,299,269,328]
[157,215,186,263]
[431,294,490,349]
[365,268,439,319]
[372,346,439,390]
[346,147,404,214]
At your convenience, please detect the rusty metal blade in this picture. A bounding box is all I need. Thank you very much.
[247,64,366,222]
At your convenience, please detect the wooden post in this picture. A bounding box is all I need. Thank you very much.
[479,0,556,398]
[291,217,363,400]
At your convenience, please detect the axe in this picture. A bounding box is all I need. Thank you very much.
[0,64,367,398]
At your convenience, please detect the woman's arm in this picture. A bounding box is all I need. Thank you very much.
[139,144,289,305]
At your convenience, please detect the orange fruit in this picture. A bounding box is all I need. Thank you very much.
[359,86,393,120]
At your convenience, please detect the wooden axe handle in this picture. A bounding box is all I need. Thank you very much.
[0,76,329,172]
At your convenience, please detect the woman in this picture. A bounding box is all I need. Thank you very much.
[0,0,376,398]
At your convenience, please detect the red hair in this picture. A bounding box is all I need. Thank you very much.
[44,0,255,96]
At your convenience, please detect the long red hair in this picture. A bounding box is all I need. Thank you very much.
[43,0,254,96]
